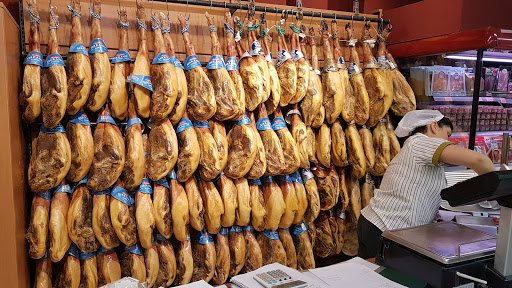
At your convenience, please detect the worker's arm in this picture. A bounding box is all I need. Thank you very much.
[438,145,495,175]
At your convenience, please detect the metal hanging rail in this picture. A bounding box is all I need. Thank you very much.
[154,0,390,24]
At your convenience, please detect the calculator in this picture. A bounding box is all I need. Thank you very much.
[253,269,308,288]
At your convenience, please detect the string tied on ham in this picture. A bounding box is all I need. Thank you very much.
[27,6,40,23]
[260,28,269,38]
[67,5,81,18]
[89,7,101,19]
[49,4,59,30]
[161,16,171,33]
[223,22,234,34]
[234,20,243,42]
[137,16,147,31]
[209,25,217,32]
[247,21,261,32]
[181,16,189,34]
[289,24,301,34]
[118,12,129,29]
[276,26,285,36]
[151,15,161,31]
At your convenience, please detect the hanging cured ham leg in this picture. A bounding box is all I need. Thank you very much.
[110,180,137,246]
[28,124,71,193]
[346,23,369,125]
[332,20,354,123]
[289,15,308,104]
[153,178,172,239]
[176,112,200,182]
[162,13,188,125]
[320,20,344,124]
[129,0,151,118]
[87,0,110,112]
[178,14,216,121]
[169,170,189,241]
[150,13,178,120]
[26,191,50,259]
[362,22,393,127]
[233,16,264,111]
[257,104,285,176]
[247,9,270,103]
[122,98,145,191]
[20,0,41,124]
[205,12,241,121]
[66,111,93,183]
[259,13,280,114]
[275,14,297,107]
[224,12,246,120]
[66,0,91,115]
[92,184,120,250]
[224,113,258,179]
[88,106,125,191]
[109,8,130,120]
[41,5,66,129]
[68,180,99,253]
[301,27,323,127]
[49,182,72,262]
[147,117,178,181]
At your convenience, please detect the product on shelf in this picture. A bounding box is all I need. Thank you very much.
[246,111,267,179]
[260,13,280,114]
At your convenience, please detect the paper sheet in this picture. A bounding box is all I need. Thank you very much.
[341,256,381,271]
[309,263,407,288]
[177,280,215,288]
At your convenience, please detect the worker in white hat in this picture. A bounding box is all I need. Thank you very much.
[358,110,495,259]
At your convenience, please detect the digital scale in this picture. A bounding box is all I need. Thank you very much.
[377,169,512,288]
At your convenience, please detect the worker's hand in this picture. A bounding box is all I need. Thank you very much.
[439,145,495,175]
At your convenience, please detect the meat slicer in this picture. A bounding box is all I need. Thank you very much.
[376,169,512,288]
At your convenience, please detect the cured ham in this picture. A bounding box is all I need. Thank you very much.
[147,117,178,181]
[34,255,52,287]
[194,120,222,180]
[197,177,224,234]
[301,169,320,225]
[185,176,205,232]
[87,106,125,191]
[301,27,323,127]
[331,119,348,167]
[242,226,263,273]
[120,244,146,283]
[191,230,216,283]
[262,176,286,231]
[169,170,189,242]
[248,178,266,231]
[79,252,98,288]
[257,104,285,176]
[176,113,200,182]
[246,112,267,179]
[86,0,110,112]
[144,243,159,288]
[122,99,145,191]
[162,13,188,125]
[229,226,245,277]
[68,180,98,254]
[332,20,355,123]
[212,228,230,285]
[345,23,369,125]
[92,185,119,250]
[257,230,287,266]
[293,222,315,270]
[215,173,238,228]
[275,16,297,107]
[204,12,243,121]
[154,235,177,287]
[110,180,137,246]
[224,114,257,179]
[135,178,156,249]
[371,120,391,176]
[362,22,393,127]
[278,228,297,269]
[26,191,50,259]
[346,123,367,179]
[20,0,41,123]
[289,18,309,104]
[178,14,216,121]
[150,12,178,120]
[66,111,93,183]
[223,12,246,119]
[290,109,310,169]
[210,119,228,173]
[248,11,270,103]
[41,5,66,129]
[66,0,91,115]
[277,175,299,229]
[233,16,264,111]
[259,13,280,113]
[174,234,193,286]
[273,108,300,174]
[320,20,344,124]
[130,0,151,118]
[153,178,172,239]
[97,248,121,286]
[108,8,129,120]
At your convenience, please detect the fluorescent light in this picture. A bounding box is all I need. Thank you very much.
[444,50,512,63]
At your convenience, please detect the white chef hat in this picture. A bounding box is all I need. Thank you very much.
[394,110,445,138]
